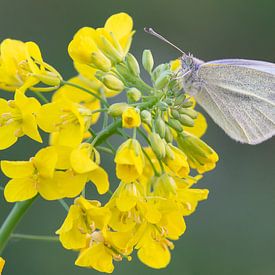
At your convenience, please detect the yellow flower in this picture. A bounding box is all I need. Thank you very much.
[0,257,5,274]
[164,144,190,178]
[69,143,109,195]
[0,39,61,92]
[0,90,41,149]
[68,13,134,70]
[57,196,133,273]
[2,143,109,202]
[1,146,62,201]
[37,98,93,147]
[53,76,101,125]
[115,139,145,182]
[56,196,111,250]
[122,107,141,128]
[177,132,219,173]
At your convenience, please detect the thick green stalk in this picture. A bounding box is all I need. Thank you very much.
[0,196,36,254]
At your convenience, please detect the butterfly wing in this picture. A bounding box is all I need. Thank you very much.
[194,59,275,144]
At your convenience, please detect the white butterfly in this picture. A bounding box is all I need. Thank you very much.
[145,28,275,144]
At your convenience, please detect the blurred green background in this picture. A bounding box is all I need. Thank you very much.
[0,0,275,274]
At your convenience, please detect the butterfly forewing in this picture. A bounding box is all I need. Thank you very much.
[194,59,275,144]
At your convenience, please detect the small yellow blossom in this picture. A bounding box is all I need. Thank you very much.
[0,257,5,274]
[53,76,101,124]
[68,13,134,70]
[115,139,145,182]
[0,90,41,149]
[0,39,61,92]
[164,143,190,178]
[177,132,219,173]
[37,98,93,147]
[122,107,141,128]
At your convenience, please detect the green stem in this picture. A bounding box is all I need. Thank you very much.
[58,199,69,211]
[96,146,114,155]
[11,233,59,242]
[60,80,109,107]
[32,91,49,104]
[0,196,37,254]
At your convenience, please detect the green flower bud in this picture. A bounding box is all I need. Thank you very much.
[171,109,180,119]
[180,100,193,108]
[102,74,124,91]
[127,87,142,102]
[142,49,154,73]
[126,53,140,76]
[165,125,173,143]
[178,114,194,127]
[108,102,129,116]
[174,93,186,106]
[155,72,170,90]
[179,108,198,119]
[155,117,166,138]
[152,63,170,82]
[100,36,123,63]
[165,143,175,160]
[149,132,166,159]
[157,101,169,111]
[141,110,152,125]
[90,52,112,72]
[154,173,177,196]
[168,118,183,132]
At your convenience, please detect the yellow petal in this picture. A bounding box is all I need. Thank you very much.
[184,112,207,138]
[36,102,62,132]
[75,244,114,273]
[22,113,42,142]
[4,178,37,202]
[33,146,58,178]
[37,175,64,200]
[104,13,133,40]
[54,170,88,198]
[0,124,18,150]
[1,160,35,178]
[0,257,5,274]
[137,234,171,269]
[88,166,109,194]
[70,144,98,174]
[56,123,83,147]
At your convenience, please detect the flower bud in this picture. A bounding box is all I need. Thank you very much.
[102,74,124,91]
[142,49,154,73]
[154,173,177,197]
[100,36,123,63]
[141,110,152,125]
[91,52,112,72]
[174,93,186,106]
[108,102,129,116]
[155,117,166,138]
[157,101,169,111]
[155,72,170,90]
[127,87,142,102]
[126,53,140,76]
[168,118,183,132]
[178,108,198,119]
[152,63,170,82]
[36,73,62,87]
[164,143,175,160]
[177,132,219,174]
[171,109,180,119]
[181,99,193,108]
[178,114,194,127]
[149,132,166,159]
[165,125,173,143]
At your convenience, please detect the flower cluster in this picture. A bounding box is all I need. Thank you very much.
[0,13,218,273]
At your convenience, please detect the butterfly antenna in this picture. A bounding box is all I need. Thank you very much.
[144,27,186,55]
